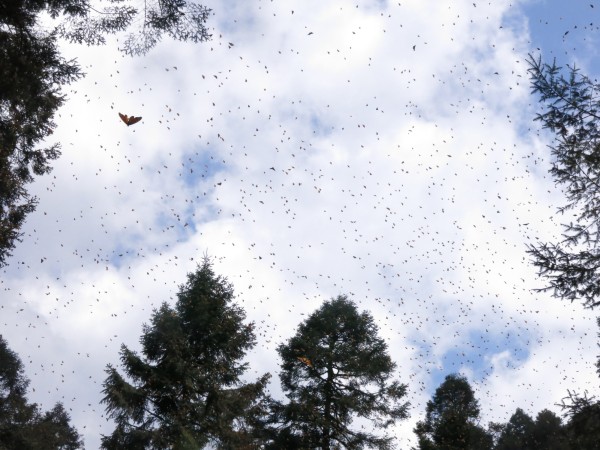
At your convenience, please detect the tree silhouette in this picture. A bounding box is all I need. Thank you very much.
[1,2,82,267]
[526,55,600,309]
[531,409,569,450]
[493,408,536,450]
[561,390,600,450]
[525,55,600,447]
[53,0,211,56]
[0,335,83,449]
[596,317,600,377]
[414,373,492,450]
[272,295,409,450]
[101,259,270,449]
[490,408,569,450]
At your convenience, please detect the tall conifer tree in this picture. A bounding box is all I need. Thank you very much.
[414,374,492,450]
[527,55,600,309]
[0,335,83,449]
[101,259,270,449]
[272,295,409,450]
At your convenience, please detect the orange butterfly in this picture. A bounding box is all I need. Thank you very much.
[297,356,313,368]
[119,113,142,126]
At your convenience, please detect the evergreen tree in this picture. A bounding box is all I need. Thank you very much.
[1,0,211,267]
[525,55,600,447]
[596,317,600,377]
[53,0,212,57]
[531,409,569,450]
[0,335,83,449]
[1,2,82,267]
[414,374,492,450]
[101,258,271,449]
[490,408,569,450]
[272,295,409,450]
[494,408,535,450]
[554,316,600,449]
[526,55,600,309]
[28,403,85,450]
[561,391,600,450]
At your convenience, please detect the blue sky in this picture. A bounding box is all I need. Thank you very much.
[522,0,600,71]
[2,0,600,448]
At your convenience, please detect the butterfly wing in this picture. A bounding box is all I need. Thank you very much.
[127,116,142,126]
[118,113,129,124]
[297,356,313,367]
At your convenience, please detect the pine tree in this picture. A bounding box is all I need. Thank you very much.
[0,335,83,449]
[101,258,270,449]
[525,55,600,448]
[52,0,212,56]
[547,315,600,449]
[414,374,492,450]
[1,2,82,267]
[494,408,536,450]
[596,317,600,377]
[272,295,409,450]
[526,55,600,309]
[531,409,569,450]
[561,390,600,450]
[490,408,569,450]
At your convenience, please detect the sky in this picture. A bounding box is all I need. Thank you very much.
[2,0,600,448]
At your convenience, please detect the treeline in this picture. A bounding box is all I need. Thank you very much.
[1,259,598,449]
[414,373,599,450]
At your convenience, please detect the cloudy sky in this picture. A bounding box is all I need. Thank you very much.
[3,0,600,448]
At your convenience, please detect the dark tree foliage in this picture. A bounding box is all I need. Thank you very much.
[493,408,536,450]
[54,0,212,56]
[560,390,600,450]
[0,0,210,268]
[597,316,600,377]
[526,55,600,309]
[531,409,570,450]
[490,408,569,450]
[28,403,85,450]
[552,317,600,449]
[0,334,36,446]
[414,373,492,450]
[0,2,82,267]
[272,295,409,450]
[101,259,271,449]
[3,0,212,58]
[0,335,83,449]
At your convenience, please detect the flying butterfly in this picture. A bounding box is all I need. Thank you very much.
[119,113,142,126]
[297,356,313,368]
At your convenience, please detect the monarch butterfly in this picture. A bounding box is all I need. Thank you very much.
[119,113,142,126]
[297,356,313,368]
